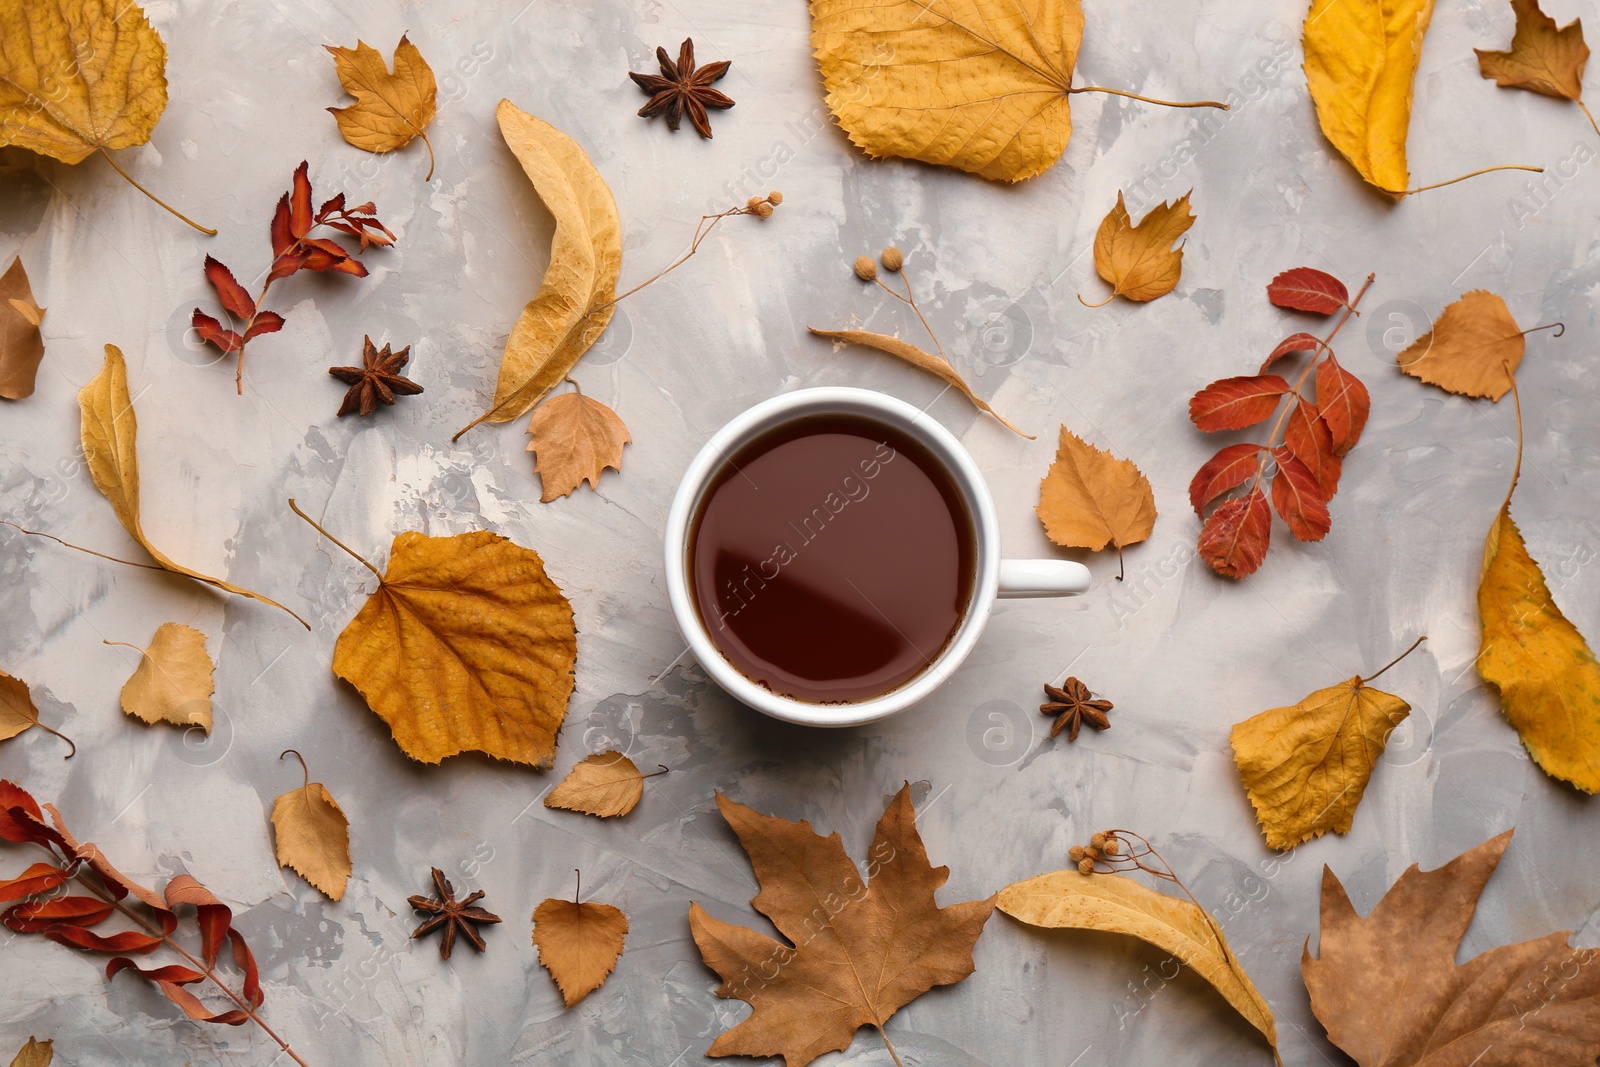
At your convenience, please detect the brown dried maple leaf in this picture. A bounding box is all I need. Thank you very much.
[628,38,734,139]
[1304,830,1600,1064]
[689,784,993,1067]
[329,336,423,417]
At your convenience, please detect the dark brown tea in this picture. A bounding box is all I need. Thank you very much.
[689,414,976,703]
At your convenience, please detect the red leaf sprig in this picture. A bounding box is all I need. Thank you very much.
[0,780,307,1066]
[1187,268,1375,578]
[193,161,394,394]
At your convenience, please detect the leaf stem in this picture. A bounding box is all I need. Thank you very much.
[875,269,949,364]
[97,149,217,235]
[1068,87,1228,111]
[1361,635,1427,684]
[1076,291,1116,309]
[1388,164,1543,196]
[1520,321,1564,339]
[287,497,384,581]
[32,719,76,759]
[1580,99,1600,142]
[875,1025,906,1067]
[1,520,166,572]
[421,132,436,182]
[1502,364,1523,513]
[280,749,310,791]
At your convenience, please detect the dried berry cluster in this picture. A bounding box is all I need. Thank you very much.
[1188,267,1374,578]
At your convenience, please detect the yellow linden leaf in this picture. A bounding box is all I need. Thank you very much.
[1303,0,1435,194]
[999,870,1279,1058]
[0,256,44,400]
[466,101,621,431]
[271,752,352,901]
[7,1036,53,1067]
[1479,404,1600,792]
[545,751,661,818]
[1231,676,1410,850]
[326,36,439,180]
[525,389,631,503]
[1476,0,1589,103]
[78,346,305,625]
[1086,191,1195,304]
[1036,425,1156,575]
[532,896,628,1007]
[0,0,167,164]
[325,523,577,768]
[806,327,1032,437]
[0,669,73,757]
[107,622,214,731]
[810,0,1084,182]
[1397,290,1525,401]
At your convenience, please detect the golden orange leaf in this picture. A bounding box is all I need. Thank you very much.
[0,256,44,400]
[544,751,651,818]
[107,622,214,732]
[0,670,73,757]
[532,896,628,1008]
[1476,0,1589,104]
[525,389,631,502]
[1398,290,1525,400]
[1036,426,1156,572]
[326,36,438,180]
[1085,191,1195,304]
[6,1036,53,1067]
[270,752,351,902]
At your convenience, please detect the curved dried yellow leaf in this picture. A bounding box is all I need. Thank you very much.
[78,346,305,625]
[326,36,438,180]
[810,0,1084,181]
[482,100,621,425]
[1088,191,1195,304]
[1303,0,1435,194]
[1036,425,1156,562]
[807,326,1032,437]
[1397,290,1524,401]
[332,529,577,768]
[532,897,628,1007]
[7,1036,53,1067]
[0,0,167,164]
[271,766,351,902]
[998,870,1278,1057]
[525,390,631,502]
[1476,0,1589,102]
[545,751,648,817]
[1231,678,1410,850]
[0,256,45,400]
[110,622,214,731]
[0,670,73,756]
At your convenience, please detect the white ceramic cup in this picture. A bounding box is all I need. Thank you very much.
[664,387,1090,727]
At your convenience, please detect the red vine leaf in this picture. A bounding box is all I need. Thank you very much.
[1261,332,1326,372]
[1270,448,1332,542]
[1199,487,1272,578]
[1267,267,1350,314]
[1189,374,1292,432]
[1315,354,1370,456]
[1189,443,1266,514]
[1284,397,1342,501]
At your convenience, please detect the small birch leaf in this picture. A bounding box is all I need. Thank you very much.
[110,623,214,731]
[532,897,628,1008]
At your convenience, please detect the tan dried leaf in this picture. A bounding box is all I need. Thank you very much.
[326,36,438,180]
[0,256,45,399]
[525,390,631,502]
[532,896,628,1007]
[0,669,73,757]
[1086,191,1195,304]
[271,755,352,902]
[807,326,1032,438]
[1476,0,1589,102]
[1398,290,1526,400]
[7,1037,52,1067]
[109,623,214,731]
[544,751,649,817]
[1036,426,1156,568]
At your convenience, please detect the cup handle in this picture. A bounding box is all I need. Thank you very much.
[997,559,1091,598]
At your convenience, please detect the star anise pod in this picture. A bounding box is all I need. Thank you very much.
[329,335,423,417]
[409,867,501,960]
[1041,677,1113,741]
[628,38,734,139]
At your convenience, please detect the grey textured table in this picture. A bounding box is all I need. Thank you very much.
[3,1,1599,1064]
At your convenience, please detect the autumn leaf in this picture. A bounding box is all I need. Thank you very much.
[525,386,631,502]
[0,257,44,400]
[270,751,351,902]
[1266,267,1349,314]
[533,889,628,1007]
[1397,290,1530,401]
[1036,426,1156,577]
[78,347,305,625]
[1198,486,1271,579]
[1231,639,1423,850]
[808,0,1223,182]
[999,868,1278,1059]
[292,501,577,768]
[0,671,73,757]
[1083,191,1194,305]
[807,327,1031,437]
[689,784,994,1067]
[459,101,621,435]
[7,1037,51,1067]
[327,36,438,181]
[1478,385,1600,792]
[1477,0,1598,138]
[106,623,214,732]
[1189,374,1292,431]
[0,0,210,232]
[1304,831,1600,1064]
[545,751,664,818]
